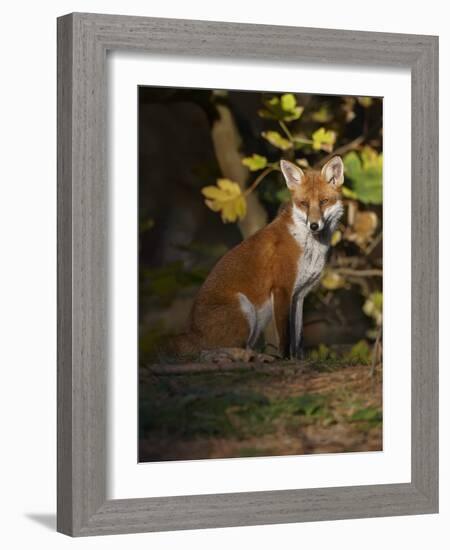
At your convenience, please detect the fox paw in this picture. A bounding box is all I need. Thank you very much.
[200,347,275,364]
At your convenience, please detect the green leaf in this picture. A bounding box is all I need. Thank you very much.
[241,154,268,171]
[351,407,382,423]
[311,127,336,152]
[284,108,303,122]
[343,151,362,180]
[343,147,383,205]
[293,394,326,416]
[309,344,337,362]
[344,340,372,365]
[258,94,303,122]
[341,185,358,199]
[261,130,292,150]
[280,93,296,111]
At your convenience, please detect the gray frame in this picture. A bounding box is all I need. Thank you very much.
[57,12,438,537]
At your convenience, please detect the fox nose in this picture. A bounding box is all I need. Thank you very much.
[310,222,319,231]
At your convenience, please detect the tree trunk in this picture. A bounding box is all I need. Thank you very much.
[211,104,268,238]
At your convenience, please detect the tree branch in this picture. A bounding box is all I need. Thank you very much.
[244,166,276,196]
[335,268,383,278]
[313,135,365,168]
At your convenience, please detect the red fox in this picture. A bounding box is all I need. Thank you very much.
[175,156,344,359]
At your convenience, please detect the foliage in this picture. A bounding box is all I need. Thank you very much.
[311,127,337,152]
[350,406,382,425]
[242,153,268,171]
[258,93,304,121]
[261,130,292,150]
[308,341,372,366]
[363,291,383,326]
[343,147,383,204]
[201,178,247,222]
[330,230,342,246]
[344,340,372,365]
[321,269,346,290]
[309,344,338,362]
[140,261,207,306]
[200,91,383,344]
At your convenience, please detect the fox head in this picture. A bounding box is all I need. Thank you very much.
[280,156,344,235]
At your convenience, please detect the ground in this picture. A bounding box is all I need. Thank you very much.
[139,357,382,462]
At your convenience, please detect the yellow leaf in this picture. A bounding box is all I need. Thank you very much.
[357,96,373,108]
[311,127,336,152]
[221,201,235,222]
[204,199,221,212]
[241,154,267,171]
[202,186,226,200]
[258,94,303,121]
[261,131,292,150]
[234,195,247,219]
[217,178,242,195]
[201,179,247,223]
[321,270,346,290]
[281,93,296,111]
[363,291,383,326]
[331,230,342,246]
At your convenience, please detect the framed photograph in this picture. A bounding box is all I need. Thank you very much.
[57,13,438,536]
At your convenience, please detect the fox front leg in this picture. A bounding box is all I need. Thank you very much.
[272,287,291,358]
[289,293,305,360]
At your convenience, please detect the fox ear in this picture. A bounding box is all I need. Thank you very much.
[321,156,344,187]
[280,160,304,190]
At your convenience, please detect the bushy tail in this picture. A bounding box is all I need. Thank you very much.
[170,332,202,358]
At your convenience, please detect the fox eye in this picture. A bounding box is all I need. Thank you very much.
[300,201,308,207]
[320,198,329,206]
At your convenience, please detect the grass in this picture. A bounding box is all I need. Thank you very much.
[139,358,382,461]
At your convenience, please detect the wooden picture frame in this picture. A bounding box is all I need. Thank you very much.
[57,12,438,536]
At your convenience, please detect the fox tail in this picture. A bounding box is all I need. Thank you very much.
[170,332,202,358]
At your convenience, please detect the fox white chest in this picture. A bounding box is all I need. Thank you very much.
[290,217,329,299]
[295,236,328,298]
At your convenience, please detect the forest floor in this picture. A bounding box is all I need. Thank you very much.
[139,359,382,462]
